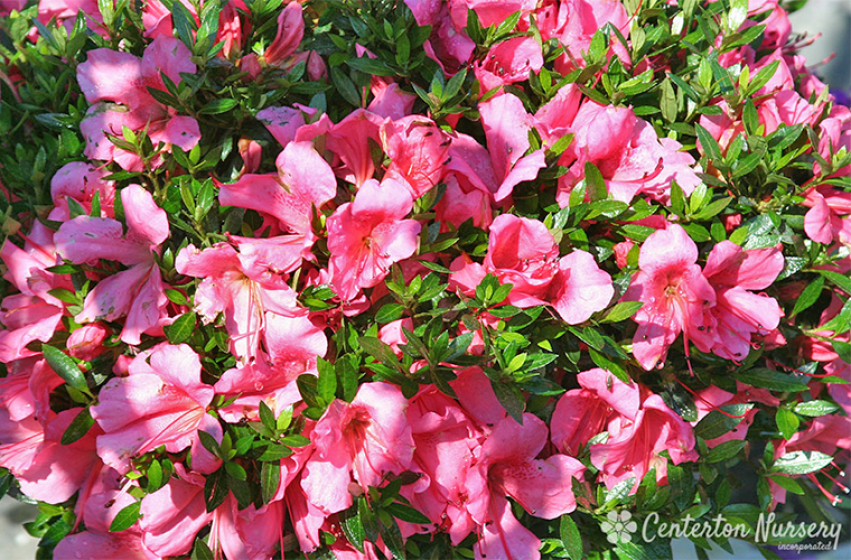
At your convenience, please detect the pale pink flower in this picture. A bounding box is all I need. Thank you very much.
[55,184,170,345]
[89,343,216,473]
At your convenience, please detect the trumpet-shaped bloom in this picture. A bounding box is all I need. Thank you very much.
[327,177,421,301]
[301,382,415,514]
[623,225,717,370]
[55,184,170,345]
[77,36,200,170]
[89,344,215,473]
[703,241,784,360]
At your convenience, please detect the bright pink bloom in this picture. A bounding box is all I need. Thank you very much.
[66,323,110,362]
[465,413,585,560]
[0,223,68,362]
[327,177,421,301]
[450,214,613,323]
[693,382,779,447]
[77,36,200,170]
[802,186,851,246]
[301,382,415,514]
[55,184,170,345]
[557,101,701,205]
[256,105,317,149]
[703,241,785,361]
[471,93,546,202]
[264,1,304,65]
[49,161,115,221]
[623,225,717,370]
[403,386,481,544]
[474,37,543,93]
[89,343,216,473]
[219,140,337,241]
[139,467,213,557]
[381,116,451,198]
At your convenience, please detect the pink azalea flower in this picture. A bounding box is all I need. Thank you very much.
[301,382,415,514]
[255,105,317,149]
[623,224,717,370]
[77,36,200,171]
[474,36,543,93]
[703,241,785,361]
[175,240,303,361]
[802,186,851,246]
[219,140,337,240]
[450,214,613,323]
[327,177,421,301]
[0,223,68,362]
[48,161,115,221]
[557,101,701,205]
[693,382,779,447]
[264,1,304,65]
[55,184,170,345]
[89,343,215,473]
[0,407,99,504]
[553,368,697,491]
[465,413,585,560]
[403,386,482,544]
[381,116,451,198]
[590,393,699,490]
[470,92,546,202]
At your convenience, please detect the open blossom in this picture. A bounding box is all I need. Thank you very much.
[89,344,216,473]
[703,241,785,360]
[451,214,613,323]
[552,369,698,491]
[327,177,421,301]
[301,382,415,514]
[465,413,585,560]
[77,36,200,170]
[175,240,303,362]
[55,184,170,345]
[556,101,701,205]
[623,224,717,370]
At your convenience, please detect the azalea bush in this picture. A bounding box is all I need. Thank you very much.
[0,0,850,558]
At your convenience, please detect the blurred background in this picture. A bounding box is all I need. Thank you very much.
[0,1,849,559]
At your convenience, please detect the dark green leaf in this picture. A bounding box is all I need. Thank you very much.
[109,501,141,532]
[560,515,583,560]
[164,312,196,344]
[42,345,90,397]
[385,503,431,525]
[61,407,95,445]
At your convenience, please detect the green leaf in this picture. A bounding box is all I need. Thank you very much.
[775,408,800,440]
[317,358,337,405]
[198,98,238,115]
[385,502,430,525]
[261,461,281,504]
[164,289,189,306]
[347,57,397,77]
[191,539,215,560]
[164,312,196,344]
[147,459,164,492]
[343,510,366,553]
[599,301,643,323]
[791,276,824,316]
[109,501,141,532]
[793,400,840,417]
[375,303,405,324]
[768,475,805,495]
[733,368,809,392]
[584,161,607,202]
[490,380,524,424]
[728,0,748,30]
[61,407,95,445]
[560,515,583,560]
[42,345,91,397]
[198,430,223,459]
[817,270,851,297]
[694,404,753,440]
[772,451,833,475]
[705,440,745,463]
[695,124,722,164]
[338,355,360,403]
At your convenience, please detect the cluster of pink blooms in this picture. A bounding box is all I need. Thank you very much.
[0,0,850,558]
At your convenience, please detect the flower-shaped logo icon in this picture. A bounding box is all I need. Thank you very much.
[600,510,638,544]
